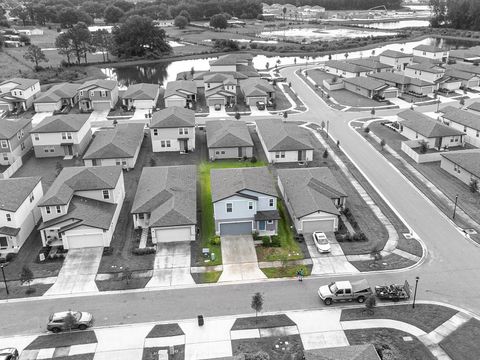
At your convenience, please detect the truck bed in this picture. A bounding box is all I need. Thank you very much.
[351,279,371,293]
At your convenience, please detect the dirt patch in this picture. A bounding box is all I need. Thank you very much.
[232,335,304,360]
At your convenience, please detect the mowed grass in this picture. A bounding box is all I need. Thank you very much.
[198,160,266,266]
[440,318,480,360]
[261,264,311,278]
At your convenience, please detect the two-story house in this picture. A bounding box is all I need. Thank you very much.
[204,73,237,111]
[31,114,92,158]
[210,167,280,236]
[0,78,40,112]
[164,80,197,108]
[0,118,33,166]
[150,107,195,153]
[37,166,125,249]
[405,63,445,84]
[121,83,160,110]
[77,80,118,111]
[413,45,449,63]
[131,166,196,243]
[346,58,393,73]
[0,177,43,255]
[441,106,480,147]
[209,53,254,73]
[379,50,413,71]
[33,83,80,113]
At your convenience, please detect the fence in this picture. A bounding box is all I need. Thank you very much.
[0,157,22,179]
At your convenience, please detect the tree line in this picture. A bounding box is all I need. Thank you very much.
[262,0,402,10]
[430,0,480,30]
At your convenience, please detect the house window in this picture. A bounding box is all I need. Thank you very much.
[0,140,7,148]
[46,206,51,214]
[44,147,50,153]
[248,202,253,210]
[153,129,158,136]
[221,151,225,154]
[269,199,274,207]
[267,220,273,224]
[0,236,7,249]
[62,133,67,139]
[17,132,21,140]
[215,151,219,154]
[2,154,7,161]
[464,126,467,132]
[415,133,418,139]
[166,140,171,147]
[29,193,34,202]
[6,214,11,222]
[80,90,84,96]
[161,140,166,147]
[34,134,39,141]
[101,90,107,97]
[226,203,233,213]
[103,190,110,199]
[138,213,144,219]
[56,205,61,213]
[179,128,184,135]
[90,91,95,97]
[21,142,25,150]
[67,133,72,140]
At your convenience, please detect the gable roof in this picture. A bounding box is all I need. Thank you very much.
[210,53,253,66]
[206,120,253,148]
[0,177,41,212]
[34,83,80,103]
[445,68,478,81]
[32,114,90,133]
[205,85,236,98]
[39,166,122,206]
[343,76,388,91]
[380,49,412,59]
[398,109,465,138]
[367,72,433,87]
[78,79,117,91]
[347,58,392,70]
[83,123,145,160]
[256,118,313,151]
[278,168,346,218]
[467,102,480,112]
[441,150,480,178]
[0,117,31,139]
[164,80,196,99]
[122,83,159,101]
[441,106,480,130]
[449,63,480,76]
[203,73,235,84]
[407,62,445,74]
[150,106,195,128]
[304,344,380,360]
[131,166,196,227]
[210,167,277,203]
[325,60,370,74]
[240,78,274,97]
[0,77,39,90]
[414,44,446,53]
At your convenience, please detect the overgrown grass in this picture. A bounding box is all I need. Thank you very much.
[261,264,311,278]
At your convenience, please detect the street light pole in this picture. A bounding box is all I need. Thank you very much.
[326,120,330,139]
[412,276,419,309]
[453,194,458,220]
[0,264,8,295]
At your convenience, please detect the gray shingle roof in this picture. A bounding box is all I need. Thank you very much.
[468,102,480,112]
[407,63,445,74]
[150,107,195,128]
[83,123,144,160]
[122,83,159,100]
[78,79,117,91]
[278,168,346,218]
[39,166,122,206]
[210,53,253,66]
[398,109,465,138]
[206,120,253,148]
[414,44,446,53]
[210,167,277,203]
[240,78,274,97]
[32,114,90,133]
[441,106,480,131]
[0,177,41,212]
[445,69,477,81]
[380,50,412,58]
[441,150,480,178]
[256,118,313,151]
[34,83,80,103]
[204,73,235,83]
[347,58,392,70]
[0,78,39,90]
[164,80,196,99]
[0,117,31,139]
[343,77,387,91]
[325,60,370,74]
[131,166,196,227]
[368,72,433,87]
[449,63,480,76]
[304,344,380,360]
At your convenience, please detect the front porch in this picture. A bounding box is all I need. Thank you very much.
[254,210,280,235]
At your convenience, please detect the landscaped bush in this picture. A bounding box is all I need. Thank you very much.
[5,253,16,262]
[210,236,221,246]
[132,247,156,255]
[103,247,114,256]
[261,236,281,247]
[250,156,257,163]
[353,232,367,241]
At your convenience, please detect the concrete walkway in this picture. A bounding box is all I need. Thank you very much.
[146,242,194,288]
[44,247,103,296]
[218,235,266,282]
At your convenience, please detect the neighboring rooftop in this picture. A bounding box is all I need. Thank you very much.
[150,106,195,128]
[78,79,117,90]
[0,177,41,212]
[131,166,196,227]
[325,60,370,74]
[240,78,274,97]
[32,114,90,133]
[414,44,447,53]
[347,58,392,70]
[122,83,159,100]
[441,106,480,130]
[343,76,388,91]
[0,77,39,90]
[34,83,79,103]
[445,68,478,80]
[210,167,277,202]
[0,117,31,139]
[380,49,412,58]
[467,102,480,113]
[407,63,445,74]
[256,118,313,151]
[210,53,253,66]
[398,109,465,138]
[206,120,253,148]
[368,72,433,87]
[441,150,480,178]
[164,80,196,99]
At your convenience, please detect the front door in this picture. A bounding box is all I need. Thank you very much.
[238,147,243,158]
[298,150,305,161]
[258,221,266,231]
[64,145,73,156]
[92,159,98,166]
[180,140,188,152]
[435,137,442,150]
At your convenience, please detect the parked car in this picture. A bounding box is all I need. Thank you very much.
[318,279,372,305]
[47,311,94,333]
[256,101,266,110]
[214,104,221,111]
[313,232,331,253]
[0,348,18,360]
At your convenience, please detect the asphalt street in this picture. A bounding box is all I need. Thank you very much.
[1,65,480,337]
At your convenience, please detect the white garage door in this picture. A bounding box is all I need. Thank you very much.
[92,101,111,110]
[154,227,192,243]
[134,100,153,109]
[34,103,57,112]
[65,233,104,249]
[302,219,335,233]
[247,97,266,106]
[166,99,186,108]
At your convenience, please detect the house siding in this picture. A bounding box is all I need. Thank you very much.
[442,120,480,147]
[151,127,195,152]
[208,146,253,160]
[440,157,479,189]
[400,126,463,149]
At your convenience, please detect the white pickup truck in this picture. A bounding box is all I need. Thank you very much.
[318,279,372,305]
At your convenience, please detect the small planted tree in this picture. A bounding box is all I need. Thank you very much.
[364,294,377,315]
[322,149,328,159]
[55,161,63,175]
[370,107,375,119]
[283,111,288,122]
[149,156,156,167]
[380,139,386,151]
[320,120,325,130]
[459,98,465,108]
[251,292,264,322]
[235,112,241,120]
[470,179,479,193]
[20,265,34,294]
[363,126,370,135]
[419,140,428,154]
[122,266,133,285]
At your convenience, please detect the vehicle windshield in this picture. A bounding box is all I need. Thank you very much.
[328,283,338,293]
[72,312,82,321]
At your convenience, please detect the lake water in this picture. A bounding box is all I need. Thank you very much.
[357,20,430,29]
[102,37,480,86]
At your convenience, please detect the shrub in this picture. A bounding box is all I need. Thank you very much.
[250,42,257,49]
[210,236,221,246]
[250,156,257,163]
[364,126,370,134]
[132,247,156,255]
[25,288,36,295]
[270,235,281,247]
[5,253,16,262]
[261,236,272,247]
[353,232,367,241]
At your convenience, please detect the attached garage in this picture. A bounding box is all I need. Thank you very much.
[165,97,186,108]
[133,99,154,109]
[219,222,252,236]
[246,96,266,106]
[207,96,225,106]
[381,87,399,99]
[0,103,11,111]
[153,226,193,243]
[34,102,59,112]
[92,101,112,110]
[467,79,480,88]
[301,219,335,233]
[64,233,104,249]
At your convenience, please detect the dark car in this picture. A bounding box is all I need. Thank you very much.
[47,311,94,333]
[0,348,18,360]
[256,101,266,110]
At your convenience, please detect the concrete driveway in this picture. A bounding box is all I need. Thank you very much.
[207,106,228,117]
[45,247,103,295]
[218,235,266,282]
[88,109,110,125]
[249,106,271,116]
[146,242,194,287]
[31,112,52,127]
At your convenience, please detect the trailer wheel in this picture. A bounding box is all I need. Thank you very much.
[324,298,333,306]
[357,296,365,303]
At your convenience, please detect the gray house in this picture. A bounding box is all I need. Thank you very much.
[277,168,347,233]
[210,167,280,236]
[206,120,254,160]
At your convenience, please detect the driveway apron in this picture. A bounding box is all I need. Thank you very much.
[44,247,103,295]
[218,235,266,282]
[146,242,194,287]
[207,106,229,117]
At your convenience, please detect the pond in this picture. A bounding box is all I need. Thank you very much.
[102,37,480,87]
[357,20,430,29]
[258,27,397,42]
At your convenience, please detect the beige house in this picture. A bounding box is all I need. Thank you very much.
[440,150,480,191]
[150,107,195,153]
[164,80,196,108]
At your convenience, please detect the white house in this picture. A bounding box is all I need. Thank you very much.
[0,177,43,255]
[37,166,125,249]
[256,118,314,163]
[121,83,160,110]
[0,78,40,112]
[440,150,480,190]
[210,167,280,236]
[413,45,449,63]
[78,80,118,111]
[164,80,197,108]
[31,114,92,158]
[445,69,480,89]
[0,118,33,166]
[405,63,445,84]
[150,107,195,153]
[379,50,413,71]
[206,120,254,160]
[34,83,80,113]
[324,60,371,78]
[83,123,145,169]
[441,106,480,147]
[131,166,196,243]
[277,168,347,233]
[209,53,254,73]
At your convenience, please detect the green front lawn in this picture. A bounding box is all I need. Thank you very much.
[261,264,311,278]
[198,160,266,266]
[198,271,222,283]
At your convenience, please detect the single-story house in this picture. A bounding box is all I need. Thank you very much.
[342,77,398,99]
[0,177,43,255]
[367,72,435,95]
[38,166,125,249]
[206,120,254,160]
[440,150,480,190]
[441,106,480,147]
[398,109,465,150]
[131,166,197,243]
[150,107,195,153]
[34,83,80,113]
[239,78,275,106]
[444,69,480,89]
[256,118,314,163]
[324,60,371,78]
[83,123,145,169]
[378,50,413,71]
[413,44,449,62]
[121,83,160,110]
[277,168,347,234]
[210,167,280,236]
[304,344,380,360]
[164,80,197,108]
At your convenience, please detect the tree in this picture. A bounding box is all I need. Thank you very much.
[470,179,479,193]
[179,9,191,23]
[58,7,79,27]
[364,294,377,315]
[328,53,332,60]
[66,22,93,64]
[10,7,29,26]
[363,126,370,135]
[190,67,195,77]
[322,149,328,159]
[81,1,106,19]
[63,311,77,332]
[235,112,241,120]
[380,139,386,151]
[32,4,49,26]
[283,111,288,121]
[419,140,428,154]
[282,6,287,24]
[210,14,227,30]
[344,52,349,60]
[174,15,188,29]
[23,45,48,70]
[459,97,465,107]
[55,161,63,175]
[92,29,112,62]
[104,6,124,24]
[122,266,133,284]
[149,156,156,166]
[370,107,375,118]
[20,266,33,288]
[251,292,263,321]
[56,32,73,65]
[113,0,134,13]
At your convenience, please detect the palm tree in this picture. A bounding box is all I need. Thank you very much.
[344,52,349,60]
